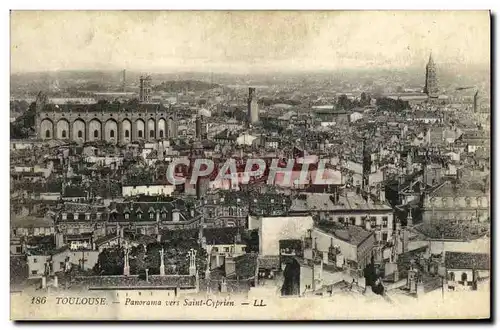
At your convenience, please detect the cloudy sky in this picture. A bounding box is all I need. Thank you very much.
[10,11,490,73]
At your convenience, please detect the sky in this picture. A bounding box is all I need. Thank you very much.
[10,11,491,73]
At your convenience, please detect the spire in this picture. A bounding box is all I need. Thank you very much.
[428,51,434,65]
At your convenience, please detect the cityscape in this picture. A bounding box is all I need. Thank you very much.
[9,11,491,320]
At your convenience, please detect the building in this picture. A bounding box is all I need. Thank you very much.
[424,53,439,97]
[248,215,314,256]
[35,80,178,144]
[289,192,394,243]
[421,179,490,224]
[122,184,175,197]
[200,227,247,270]
[139,75,152,103]
[311,223,375,270]
[248,88,259,124]
[445,251,489,291]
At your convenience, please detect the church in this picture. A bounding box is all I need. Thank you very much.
[35,76,178,144]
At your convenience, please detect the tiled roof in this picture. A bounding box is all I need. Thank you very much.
[290,192,392,212]
[315,222,374,247]
[445,252,490,270]
[72,275,196,289]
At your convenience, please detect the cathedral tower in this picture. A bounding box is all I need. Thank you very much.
[424,53,439,97]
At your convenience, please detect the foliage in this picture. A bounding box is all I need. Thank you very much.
[10,102,36,139]
[94,248,124,275]
[376,97,410,112]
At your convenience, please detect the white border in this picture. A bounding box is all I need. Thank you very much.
[3,1,499,329]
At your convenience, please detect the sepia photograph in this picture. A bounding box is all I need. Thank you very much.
[9,10,491,320]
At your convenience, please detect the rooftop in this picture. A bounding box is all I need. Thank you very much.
[290,192,392,212]
[445,252,490,270]
[315,222,374,247]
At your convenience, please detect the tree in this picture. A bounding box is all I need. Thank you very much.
[94,248,124,275]
[360,92,371,107]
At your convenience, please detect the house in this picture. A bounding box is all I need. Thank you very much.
[27,246,99,278]
[421,179,490,224]
[311,223,376,270]
[11,215,55,237]
[289,192,394,243]
[122,184,175,197]
[445,252,489,291]
[248,215,314,256]
[200,227,247,270]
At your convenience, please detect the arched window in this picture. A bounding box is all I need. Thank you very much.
[77,130,83,138]
[110,130,115,138]
[94,130,99,138]
[45,130,50,138]
[61,130,67,138]
[138,130,143,138]
[159,130,164,138]
[461,272,468,282]
[150,130,155,138]
[125,130,130,138]
[448,272,455,281]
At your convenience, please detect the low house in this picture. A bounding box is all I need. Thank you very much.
[445,251,490,291]
[311,223,376,270]
[27,246,99,278]
[201,227,247,270]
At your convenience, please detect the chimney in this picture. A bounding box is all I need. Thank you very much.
[379,186,386,203]
[145,268,149,282]
[224,256,236,277]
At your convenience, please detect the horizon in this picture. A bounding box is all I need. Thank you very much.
[11,11,490,74]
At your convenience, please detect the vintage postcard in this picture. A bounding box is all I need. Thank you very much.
[10,10,491,320]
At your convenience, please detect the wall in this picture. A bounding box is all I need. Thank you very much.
[311,228,357,263]
[28,255,50,278]
[122,185,175,197]
[259,216,314,256]
[429,237,490,254]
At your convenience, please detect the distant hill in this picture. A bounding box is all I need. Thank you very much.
[153,80,221,92]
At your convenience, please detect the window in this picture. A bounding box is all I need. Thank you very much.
[59,262,64,269]
[45,130,50,138]
[338,217,345,223]
[85,213,90,220]
[212,247,218,252]
[150,130,155,138]
[224,247,229,252]
[16,246,22,253]
[78,130,83,138]
[350,217,356,225]
[461,273,468,282]
[137,213,142,219]
[382,233,388,241]
[31,270,38,275]
[125,130,130,138]
[382,217,388,228]
[33,258,38,263]
[125,213,129,220]
[241,247,246,252]
[449,272,455,281]
[62,213,67,220]
[370,216,376,227]
[62,130,67,138]
[110,130,115,138]
[94,130,99,138]
[159,130,164,138]
[150,212,154,219]
[162,212,167,220]
[138,131,143,138]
